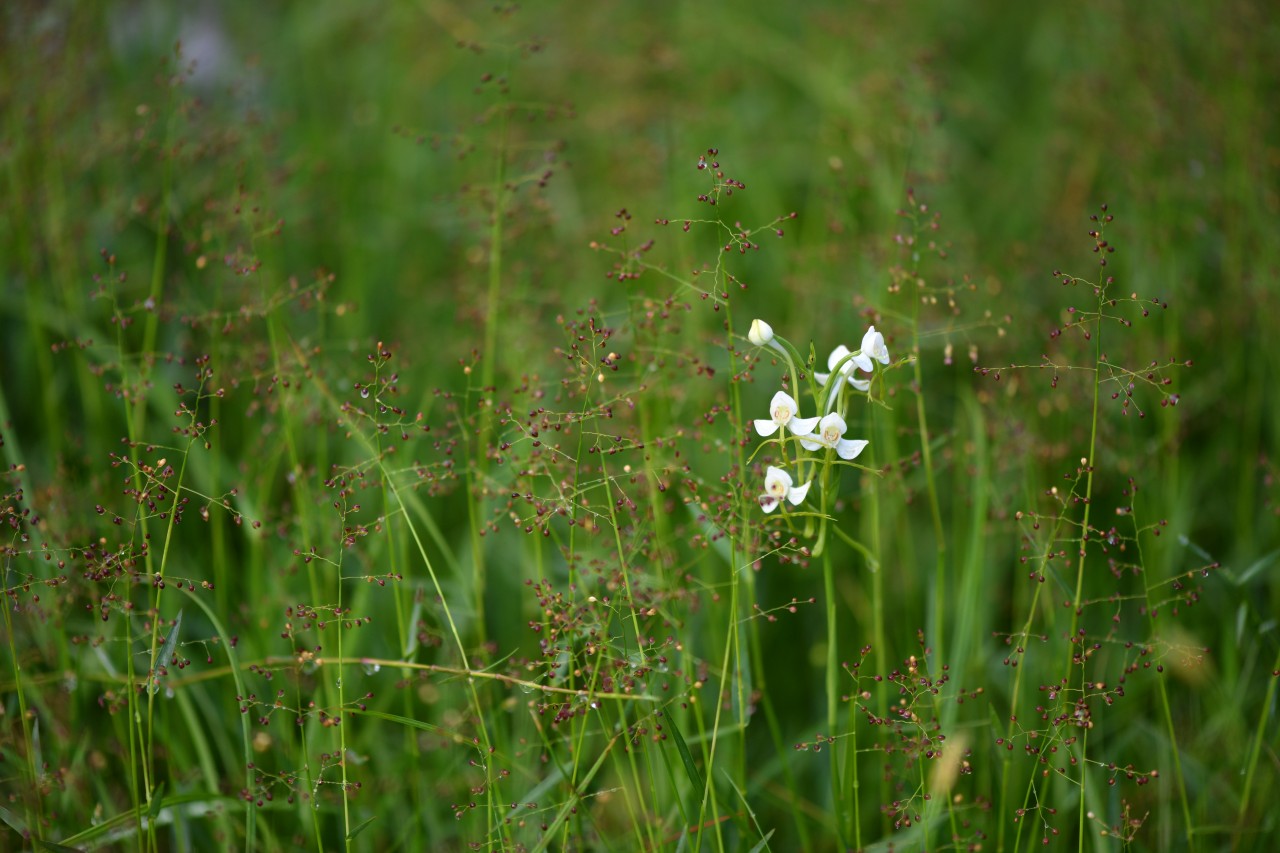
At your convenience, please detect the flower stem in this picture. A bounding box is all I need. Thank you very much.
[819,456,844,846]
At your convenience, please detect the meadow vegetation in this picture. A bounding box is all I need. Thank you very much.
[1,2,1277,850]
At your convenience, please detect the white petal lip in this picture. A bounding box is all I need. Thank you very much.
[764,466,792,494]
[769,390,798,422]
[760,466,811,511]
[821,412,848,435]
[756,390,818,436]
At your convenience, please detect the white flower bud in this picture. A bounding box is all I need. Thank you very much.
[748,319,774,347]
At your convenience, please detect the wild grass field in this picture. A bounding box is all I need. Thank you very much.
[2,1,1278,850]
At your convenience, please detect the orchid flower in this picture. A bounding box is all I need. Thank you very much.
[815,344,871,397]
[799,412,869,461]
[815,326,890,407]
[860,325,890,367]
[753,390,820,437]
[759,466,812,513]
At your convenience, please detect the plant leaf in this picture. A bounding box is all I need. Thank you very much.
[346,816,377,840]
[0,804,28,835]
[151,609,184,694]
[664,709,706,804]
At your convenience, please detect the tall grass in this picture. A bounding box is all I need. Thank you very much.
[1,2,1277,850]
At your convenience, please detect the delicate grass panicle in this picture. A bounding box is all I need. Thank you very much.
[2,4,1277,852]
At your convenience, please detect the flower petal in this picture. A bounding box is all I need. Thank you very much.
[754,419,781,437]
[769,390,797,410]
[768,390,800,425]
[851,376,871,392]
[788,479,813,505]
[862,325,890,364]
[759,493,780,513]
[788,415,820,435]
[836,438,869,460]
[826,345,852,372]
[819,412,848,436]
[764,466,792,494]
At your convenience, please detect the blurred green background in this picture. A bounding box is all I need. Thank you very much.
[2,0,1278,849]
[4,0,1276,556]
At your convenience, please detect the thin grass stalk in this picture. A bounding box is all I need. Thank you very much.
[266,314,329,847]
[740,343,813,849]
[111,307,153,849]
[998,473,1074,852]
[144,379,208,821]
[725,302,751,808]
[1064,289,1103,853]
[371,364,422,845]
[110,81,178,848]
[1236,643,1280,846]
[120,610,145,850]
[911,297,948,666]
[171,689,237,845]
[469,57,514,653]
[382,467,509,848]
[817,458,844,848]
[1132,496,1196,848]
[173,585,257,849]
[563,635,608,848]
[274,332,507,846]
[613,702,661,851]
[699,571,734,853]
[1,578,43,840]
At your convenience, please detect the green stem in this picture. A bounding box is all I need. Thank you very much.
[1133,495,1195,849]
[819,456,843,847]
[1066,300,1102,853]
[175,585,256,850]
[1236,643,1280,844]
[1,571,43,840]
[468,59,513,653]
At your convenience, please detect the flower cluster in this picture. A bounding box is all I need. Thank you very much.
[815,326,890,408]
[747,319,890,516]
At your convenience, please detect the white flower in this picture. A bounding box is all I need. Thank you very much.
[860,325,890,367]
[748,318,775,347]
[815,345,871,396]
[759,466,812,513]
[753,390,820,437]
[799,412,869,461]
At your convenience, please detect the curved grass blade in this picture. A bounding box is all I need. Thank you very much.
[150,609,183,695]
[530,734,618,853]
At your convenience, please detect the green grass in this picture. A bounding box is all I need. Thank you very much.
[1,1,1277,850]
